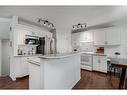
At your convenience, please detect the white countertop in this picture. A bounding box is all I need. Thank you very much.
[80,51,107,56]
[39,51,106,59]
[39,52,81,59]
[14,54,43,57]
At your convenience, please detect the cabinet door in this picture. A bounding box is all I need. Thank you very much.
[21,57,29,76]
[29,61,41,89]
[106,27,121,45]
[71,33,80,47]
[14,57,22,77]
[93,29,106,46]
[16,29,30,45]
[93,56,107,73]
[93,56,100,71]
[98,56,107,73]
[80,31,93,42]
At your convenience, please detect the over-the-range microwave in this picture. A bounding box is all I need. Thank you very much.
[25,35,40,45]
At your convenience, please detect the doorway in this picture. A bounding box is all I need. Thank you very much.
[1,39,10,76]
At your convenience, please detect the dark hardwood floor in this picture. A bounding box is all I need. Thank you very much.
[0,69,123,89]
[73,70,120,89]
[0,76,29,89]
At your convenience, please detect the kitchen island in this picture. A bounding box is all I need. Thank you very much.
[29,52,81,89]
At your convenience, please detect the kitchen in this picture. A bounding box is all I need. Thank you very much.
[0,6,127,89]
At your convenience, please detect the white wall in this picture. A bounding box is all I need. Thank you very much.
[121,25,127,58]
[56,28,72,53]
[1,40,10,76]
[0,40,1,76]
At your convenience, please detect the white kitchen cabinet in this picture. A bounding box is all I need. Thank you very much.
[21,57,29,76]
[29,61,41,89]
[93,29,106,46]
[105,27,121,45]
[93,27,121,46]
[93,55,107,73]
[14,57,29,78]
[71,33,80,47]
[80,31,93,42]
[72,31,93,48]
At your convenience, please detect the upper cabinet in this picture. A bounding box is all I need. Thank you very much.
[93,29,106,46]
[13,24,52,56]
[71,33,80,47]
[105,27,121,45]
[93,27,121,46]
[79,31,93,42]
[72,31,93,47]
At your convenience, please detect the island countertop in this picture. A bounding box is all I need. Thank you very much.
[39,52,81,59]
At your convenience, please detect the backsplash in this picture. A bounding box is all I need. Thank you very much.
[18,45,36,55]
[80,42,94,52]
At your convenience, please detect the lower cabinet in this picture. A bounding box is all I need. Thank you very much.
[93,55,107,73]
[29,62,41,89]
[21,57,29,77]
[14,57,29,78]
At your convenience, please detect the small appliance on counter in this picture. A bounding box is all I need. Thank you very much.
[96,47,104,54]
[18,48,23,55]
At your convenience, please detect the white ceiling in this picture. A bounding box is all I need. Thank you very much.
[0,6,127,39]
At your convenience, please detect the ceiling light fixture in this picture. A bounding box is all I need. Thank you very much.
[38,18,55,29]
[72,23,87,31]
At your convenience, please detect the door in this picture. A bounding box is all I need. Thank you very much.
[93,29,106,46]
[1,40,11,76]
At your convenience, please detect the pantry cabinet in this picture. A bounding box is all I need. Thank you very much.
[93,55,107,73]
[93,27,121,46]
